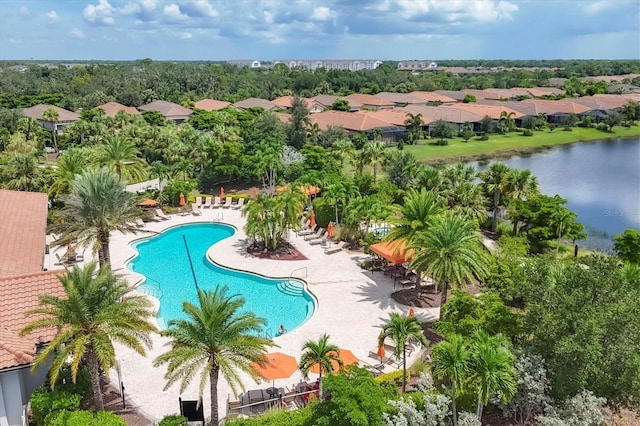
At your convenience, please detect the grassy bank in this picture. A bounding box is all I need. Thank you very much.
[404,126,640,164]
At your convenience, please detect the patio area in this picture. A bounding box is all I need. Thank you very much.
[44,207,439,423]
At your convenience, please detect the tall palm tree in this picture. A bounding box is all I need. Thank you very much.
[42,107,60,152]
[333,138,354,168]
[552,209,576,254]
[49,148,89,197]
[469,331,517,420]
[498,111,516,134]
[431,334,469,426]
[275,186,306,233]
[323,180,358,224]
[384,189,444,294]
[299,333,342,399]
[410,214,489,317]
[149,161,170,202]
[414,165,444,192]
[506,169,539,234]
[20,262,157,411]
[54,167,143,267]
[242,194,285,251]
[479,162,512,231]
[95,135,147,183]
[154,286,273,426]
[379,313,427,393]
[404,112,423,143]
[363,141,387,183]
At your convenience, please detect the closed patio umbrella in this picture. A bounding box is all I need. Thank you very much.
[309,211,316,228]
[376,344,386,362]
[220,187,225,198]
[327,222,334,238]
[179,193,185,207]
[408,308,415,317]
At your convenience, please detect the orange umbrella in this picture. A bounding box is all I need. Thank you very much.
[179,193,185,207]
[310,349,358,374]
[327,222,334,238]
[369,240,413,265]
[309,211,316,228]
[138,198,159,207]
[251,187,258,199]
[250,352,298,386]
[408,308,415,317]
[376,344,386,362]
[220,187,225,198]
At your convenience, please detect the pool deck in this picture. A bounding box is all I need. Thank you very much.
[49,208,440,424]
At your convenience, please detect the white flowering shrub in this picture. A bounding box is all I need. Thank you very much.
[500,354,551,425]
[384,392,451,426]
[280,145,304,167]
[537,390,609,426]
[457,411,481,426]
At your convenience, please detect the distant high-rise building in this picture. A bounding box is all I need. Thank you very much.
[227,59,383,71]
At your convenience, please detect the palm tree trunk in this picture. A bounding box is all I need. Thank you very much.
[476,394,484,421]
[451,381,458,426]
[99,231,111,268]
[86,347,105,411]
[373,164,377,183]
[401,348,407,393]
[492,191,500,230]
[210,367,219,426]
[439,281,450,320]
[318,372,323,399]
[52,129,59,152]
[414,270,422,298]
[512,221,518,235]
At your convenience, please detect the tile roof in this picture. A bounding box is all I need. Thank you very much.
[344,93,395,108]
[409,91,459,103]
[433,90,466,101]
[521,99,593,114]
[310,95,363,110]
[271,96,323,111]
[400,105,483,123]
[0,190,48,278]
[232,97,279,111]
[355,109,435,126]
[96,101,140,117]
[572,94,631,110]
[0,270,66,370]
[526,87,565,98]
[309,110,392,132]
[274,112,291,124]
[374,92,427,105]
[477,99,545,116]
[138,100,193,118]
[21,104,80,122]
[194,99,231,111]
[447,103,525,120]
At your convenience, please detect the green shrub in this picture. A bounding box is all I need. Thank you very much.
[562,126,573,132]
[480,134,490,141]
[158,414,188,426]
[47,410,127,426]
[30,387,82,426]
[225,405,313,425]
[374,370,403,386]
[47,364,92,401]
[522,129,534,136]
[311,197,334,228]
[161,179,197,206]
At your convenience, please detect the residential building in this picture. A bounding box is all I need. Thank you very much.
[397,61,438,71]
[374,92,428,106]
[310,95,362,111]
[21,104,79,134]
[138,100,193,123]
[409,91,459,105]
[344,93,395,110]
[194,99,232,111]
[273,59,383,71]
[232,98,279,111]
[399,105,483,131]
[271,96,324,113]
[355,109,435,127]
[309,110,405,141]
[96,101,140,117]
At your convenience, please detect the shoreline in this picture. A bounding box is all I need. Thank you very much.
[409,131,640,165]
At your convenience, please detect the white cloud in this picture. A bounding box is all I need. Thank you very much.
[164,4,188,22]
[69,27,85,38]
[19,6,29,16]
[140,0,159,11]
[119,2,141,15]
[177,31,193,39]
[47,11,58,20]
[83,0,115,25]
[311,6,332,21]
[393,0,517,22]
[584,0,613,15]
[189,0,218,18]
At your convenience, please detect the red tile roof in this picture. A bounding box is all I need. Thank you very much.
[345,93,395,108]
[0,270,66,370]
[96,101,140,117]
[310,95,363,110]
[309,110,392,131]
[408,91,458,104]
[447,103,525,120]
[355,109,435,126]
[0,190,48,277]
[400,105,483,123]
[194,99,231,111]
[22,104,80,122]
[271,96,323,111]
[521,99,592,114]
[138,100,193,118]
[373,92,427,105]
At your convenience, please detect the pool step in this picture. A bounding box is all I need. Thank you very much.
[276,280,305,297]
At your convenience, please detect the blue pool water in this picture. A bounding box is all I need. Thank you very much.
[127,223,316,334]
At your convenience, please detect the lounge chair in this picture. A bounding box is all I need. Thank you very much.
[155,209,170,220]
[298,225,317,236]
[212,196,221,208]
[308,232,328,245]
[222,196,233,208]
[203,196,213,208]
[303,228,324,241]
[368,351,401,369]
[325,241,347,254]
[194,196,203,208]
[191,204,202,216]
[232,197,245,210]
[134,218,145,228]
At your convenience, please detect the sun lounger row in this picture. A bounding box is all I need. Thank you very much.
[194,196,246,209]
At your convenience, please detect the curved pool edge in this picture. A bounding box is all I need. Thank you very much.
[124,220,318,333]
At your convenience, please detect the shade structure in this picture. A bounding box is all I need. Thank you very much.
[310,349,359,374]
[369,240,413,265]
[179,193,185,206]
[250,352,298,382]
[276,185,322,196]
[327,222,334,238]
[220,187,225,198]
[137,198,158,207]
[309,211,316,228]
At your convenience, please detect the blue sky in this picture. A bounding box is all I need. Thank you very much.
[0,0,638,61]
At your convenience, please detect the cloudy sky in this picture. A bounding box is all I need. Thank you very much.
[0,0,638,61]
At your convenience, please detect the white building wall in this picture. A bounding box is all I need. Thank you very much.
[0,371,26,426]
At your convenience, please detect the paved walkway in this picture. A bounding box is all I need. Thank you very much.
[47,208,439,423]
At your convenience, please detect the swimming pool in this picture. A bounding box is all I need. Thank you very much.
[126,223,316,335]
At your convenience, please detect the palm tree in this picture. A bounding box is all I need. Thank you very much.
[431,334,469,426]
[333,138,354,168]
[43,107,59,152]
[275,186,306,233]
[242,194,285,251]
[1,152,45,191]
[299,334,342,399]
[385,189,444,294]
[469,331,517,420]
[323,180,358,224]
[479,162,512,231]
[95,135,147,182]
[552,209,576,254]
[410,214,489,317]
[498,111,516,134]
[49,148,89,197]
[414,165,444,192]
[379,313,427,393]
[20,262,157,411]
[154,286,273,426]
[54,167,143,267]
[363,141,387,183]
[404,112,423,143]
[506,169,539,234]
[149,161,170,202]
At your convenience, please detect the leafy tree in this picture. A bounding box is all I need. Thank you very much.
[479,115,494,134]
[521,115,538,130]
[622,101,639,121]
[380,313,428,393]
[613,229,640,264]
[141,110,165,126]
[20,262,156,411]
[154,286,272,426]
[604,110,623,129]
[253,138,283,196]
[430,119,454,144]
[383,150,416,190]
[537,390,609,426]
[479,162,512,231]
[331,99,351,111]
[460,121,475,142]
[286,95,309,149]
[463,94,477,103]
[299,333,342,399]
[53,167,143,267]
[431,334,469,426]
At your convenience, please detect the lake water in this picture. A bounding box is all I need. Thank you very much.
[471,137,640,251]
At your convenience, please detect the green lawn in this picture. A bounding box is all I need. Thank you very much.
[404,126,640,163]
